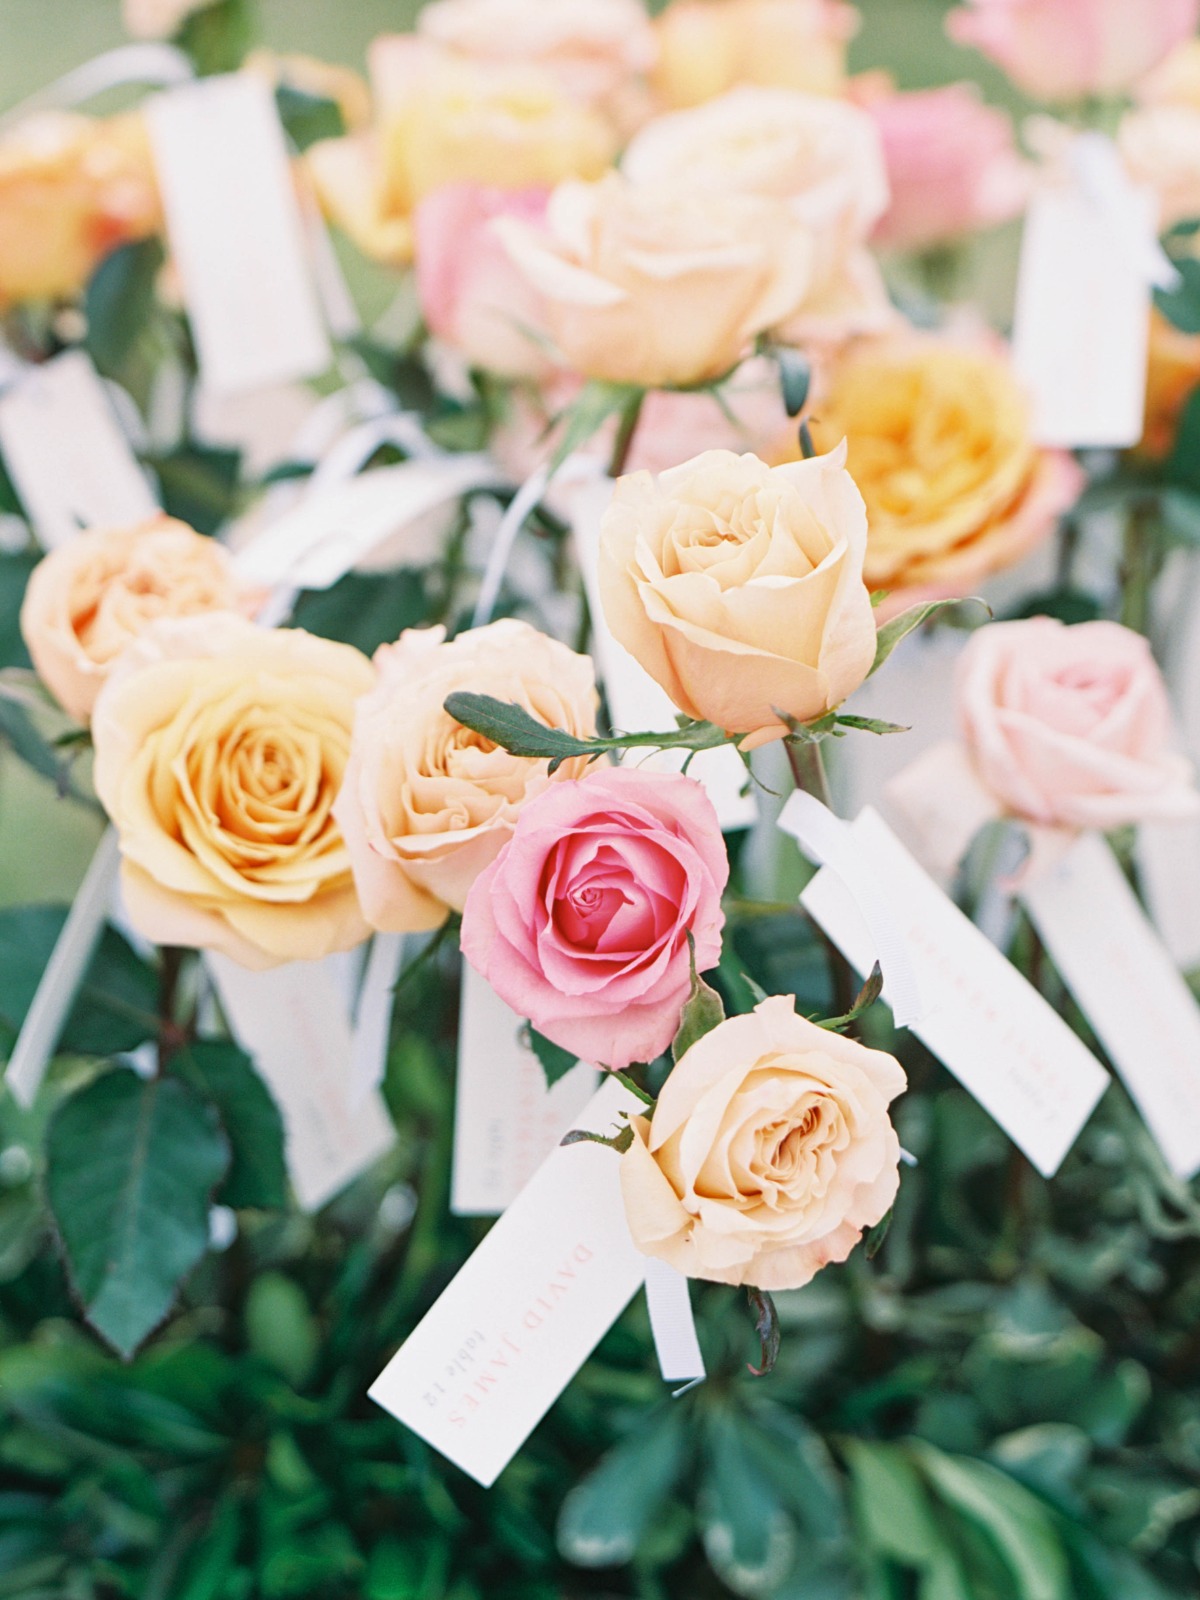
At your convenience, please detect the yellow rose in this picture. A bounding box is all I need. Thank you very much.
[807,335,1085,604]
[1139,307,1200,461]
[333,620,599,932]
[19,516,260,726]
[0,111,160,308]
[597,445,878,746]
[92,615,374,969]
[621,996,906,1289]
[652,0,857,108]
[495,171,813,386]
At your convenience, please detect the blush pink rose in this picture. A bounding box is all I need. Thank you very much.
[956,618,1199,831]
[947,0,1200,104]
[461,767,728,1070]
[414,183,554,378]
[865,83,1029,252]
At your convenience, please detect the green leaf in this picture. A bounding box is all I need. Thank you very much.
[275,85,345,151]
[549,380,643,472]
[525,1026,578,1090]
[0,550,36,670]
[833,714,911,737]
[700,1407,796,1596]
[84,239,164,379]
[557,1408,687,1567]
[672,934,726,1063]
[443,693,597,767]
[1155,256,1200,334]
[774,348,812,417]
[1166,387,1200,495]
[245,1273,319,1388]
[291,568,435,655]
[142,444,242,536]
[845,1440,945,1570]
[817,962,883,1032]
[870,598,989,676]
[1004,588,1104,625]
[0,675,92,802]
[176,0,255,72]
[169,1039,287,1210]
[1159,486,1200,547]
[46,1070,230,1357]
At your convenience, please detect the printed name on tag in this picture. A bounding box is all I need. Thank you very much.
[207,953,394,1211]
[801,809,1110,1178]
[568,479,757,832]
[452,965,598,1216]
[1020,832,1200,1180]
[370,1075,645,1486]
[1012,167,1152,448]
[148,73,331,395]
[0,352,157,547]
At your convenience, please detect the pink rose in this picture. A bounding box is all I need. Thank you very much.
[956,618,1199,831]
[461,767,728,1070]
[947,0,1200,104]
[866,84,1029,252]
[414,183,554,378]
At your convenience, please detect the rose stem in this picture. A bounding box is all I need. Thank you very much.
[1119,495,1160,638]
[785,740,858,1017]
[608,389,646,479]
[157,945,187,1072]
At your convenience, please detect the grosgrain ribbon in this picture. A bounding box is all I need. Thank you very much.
[644,1259,706,1387]
[778,789,923,1027]
[349,933,406,1109]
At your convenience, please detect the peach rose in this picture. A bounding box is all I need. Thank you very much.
[597,446,878,746]
[0,111,160,308]
[956,618,1199,831]
[414,184,553,378]
[92,614,374,969]
[865,83,1029,252]
[947,0,1200,104]
[333,621,598,933]
[621,995,906,1289]
[652,0,857,107]
[1138,38,1200,108]
[1119,104,1200,229]
[1138,308,1200,460]
[19,516,259,725]
[495,171,813,386]
[807,334,1084,606]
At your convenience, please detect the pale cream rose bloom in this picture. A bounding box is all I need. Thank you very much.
[20,516,259,725]
[621,996,906,1289]
[652,0,857,107]
[495,171,813,386]
[1139,38,1200,108]
[92,615,374,970]
[597,446,877,746]
[1119,104,1200,229]
[333,621,598,933]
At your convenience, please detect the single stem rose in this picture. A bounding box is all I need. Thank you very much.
[608,388,646,478]
[785,740,858,1017]
[157,945,187,1072]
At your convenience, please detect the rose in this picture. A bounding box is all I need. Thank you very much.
[333,621,599,934]
[414,185,553,378]
[1138,38,1200,107]
[946,0,1200,104]
[461,767,728,1070]
[122,0,212,38]
[956,617,1199,831]
[652,0,857,108]
[620,995,905,1289]
[92,614,374,969]
[807,334,1084,608]
[495,171,813,386]
[1119,105,1200,229]
[597,446,877,746]
[1139,309,1200,460]
[0,111,160,308]
[20,515,260,725]
[416,0,658,124]
[863,83,1029,253]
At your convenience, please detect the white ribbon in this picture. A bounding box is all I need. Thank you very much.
[1070,131,1180,292]
[349,933,406,1109]
[778,789,923,1027]
[644,1259,706,1387]
[0,43,194,131]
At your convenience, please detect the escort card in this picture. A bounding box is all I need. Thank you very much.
[147,74,331,395]
[452,966,598,1216]
[0,352,158,547]
[1136,819,1200,975]
[801,809,1110,1177]
[370,1075,646,1486]
[568,479,758,833]
[1020,832,1200,1180]
[207,954,394,1211]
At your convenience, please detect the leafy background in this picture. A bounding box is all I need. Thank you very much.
[2,2,1200,1598]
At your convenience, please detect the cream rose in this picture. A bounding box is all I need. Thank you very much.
[496,170,813,386]
[597,446,877,746]
[333,621,598,933]
[621,995,906,1289]
[92,615,374,969]
[1119,104,1200,229]
[20,516,259,725]
[652,0,857,107]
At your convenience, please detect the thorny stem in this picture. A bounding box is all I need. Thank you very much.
[609,389,646,479]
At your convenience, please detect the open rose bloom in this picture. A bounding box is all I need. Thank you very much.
[652,0,858,106]
[621,997,906,1289]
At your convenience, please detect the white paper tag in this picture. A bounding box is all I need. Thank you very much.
[0,352,157,547]
[452,965,598,1216]
[1012,164,1152,448]
[568,480,757,832]
[5,829,121,1108]
[1136,819,1200,974]
[801,809,1109,1178]
[206,953,394,1211]
[1020,831,1200,1180]
[148,74,331,395]
[349,932,406,1109]
[370,1075,645,1486]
